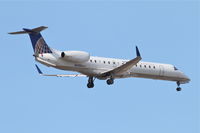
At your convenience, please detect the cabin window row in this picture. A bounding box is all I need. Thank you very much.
[90,59,118,65]
[90,59,156,69]
[135,64,156,69]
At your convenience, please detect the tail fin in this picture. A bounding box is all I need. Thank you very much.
[9,26,52,55]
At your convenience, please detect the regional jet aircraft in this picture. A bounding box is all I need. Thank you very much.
[9,26,190,91]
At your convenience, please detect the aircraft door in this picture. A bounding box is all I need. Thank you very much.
[159,65,164,76]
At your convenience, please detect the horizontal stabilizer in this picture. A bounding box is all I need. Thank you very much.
[8,26,48,35]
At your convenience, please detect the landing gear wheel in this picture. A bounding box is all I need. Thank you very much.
[87,82,94,88]
[176,81,182,91]
[87,77,94,88]
[176,87,181,91]
[107,79,114,85]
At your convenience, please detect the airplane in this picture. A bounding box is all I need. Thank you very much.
[9,26,190,91]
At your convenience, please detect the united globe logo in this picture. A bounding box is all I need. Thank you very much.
[34,37,52,55]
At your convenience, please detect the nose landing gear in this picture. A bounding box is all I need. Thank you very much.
[176,81,182,91]
[87,77,94,88]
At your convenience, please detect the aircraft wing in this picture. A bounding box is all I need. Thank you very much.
[35,64,86,77]
[100,46,142,77]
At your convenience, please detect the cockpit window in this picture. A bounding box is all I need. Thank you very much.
[174,66,178,70]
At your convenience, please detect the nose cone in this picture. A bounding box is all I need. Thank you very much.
[184,75,190,82]
[180,73,190,83]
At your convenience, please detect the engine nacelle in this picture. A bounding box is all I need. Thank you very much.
[60,51,90,63]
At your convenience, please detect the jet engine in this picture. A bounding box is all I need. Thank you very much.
[60,51,90,63]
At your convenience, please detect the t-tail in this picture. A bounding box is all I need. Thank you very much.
[9,26,52,56]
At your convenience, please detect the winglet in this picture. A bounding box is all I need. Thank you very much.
[136,46,141,57]
[35,64,43,74]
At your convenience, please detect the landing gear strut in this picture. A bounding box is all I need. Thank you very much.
[87,77,94,88]
[176,81,182,91]
[106,78,114,85]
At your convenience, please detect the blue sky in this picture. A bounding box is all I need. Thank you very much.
[0,1,199,133]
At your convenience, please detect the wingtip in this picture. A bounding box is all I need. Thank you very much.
[35,64,43,74]
[136,46,141,57]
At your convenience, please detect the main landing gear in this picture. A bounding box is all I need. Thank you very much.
[176,81,182,91]
[87,77,94,88]
[87,77,115,88]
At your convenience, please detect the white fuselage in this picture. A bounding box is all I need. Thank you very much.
[9,26,190,90]
[35,52,190,84]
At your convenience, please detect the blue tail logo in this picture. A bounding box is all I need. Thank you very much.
[23,27,52,55]
[34,37,52,54]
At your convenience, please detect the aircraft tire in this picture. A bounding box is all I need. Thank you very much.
[176,87,181,91]
[87,83,94,88]
[107,79,114,85]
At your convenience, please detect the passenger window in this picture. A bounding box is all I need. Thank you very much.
[108,61,110,64]
[149,66,151,68]
[94,60,97,63]
[113,62,115,64]
[153,66,155,69]
[140,65,142,68]
[103,61,105,64]
[144,65,146,68]
[90,60,92,62]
